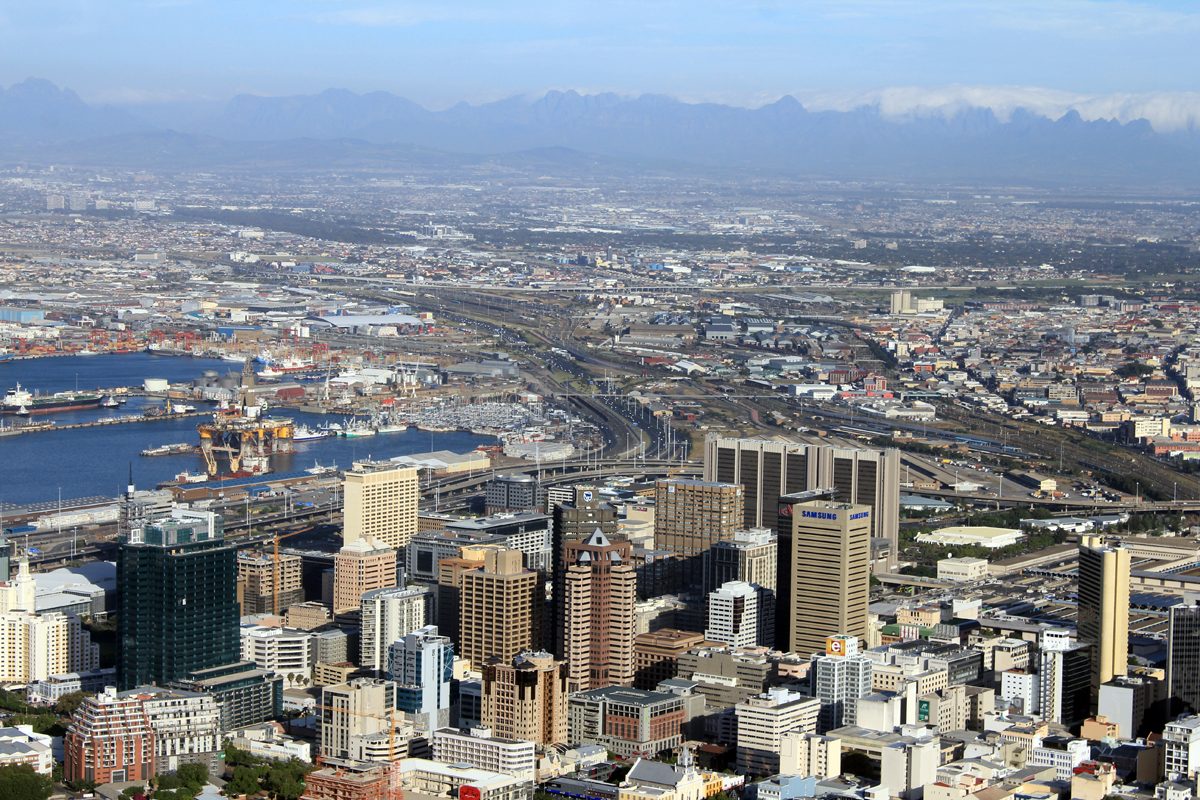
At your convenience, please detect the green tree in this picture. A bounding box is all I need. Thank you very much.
[177,762,208,790]
[222,765,261,797]
[0,764,53,800]
[52,691,88,716]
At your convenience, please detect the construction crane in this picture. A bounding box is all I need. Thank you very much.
[312,704,402,800]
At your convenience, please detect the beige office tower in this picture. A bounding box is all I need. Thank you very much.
[332,537,397,614]
[320,678,396,760]
[703,435,900,564]
[562,530,637,693]
[459,549,542,669]
[342,460,419,548]
[237,552,303,616]
[776,499,871,657]
[1077,535,1131,698]
[436,544,507,644]
[481,651,568,746]
[654,479,744,588]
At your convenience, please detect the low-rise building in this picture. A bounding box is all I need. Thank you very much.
[432,727,536,781]
[568,686,684,758]
[936,557,989,582]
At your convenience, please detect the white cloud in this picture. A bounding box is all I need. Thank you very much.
[778,85,1200,133]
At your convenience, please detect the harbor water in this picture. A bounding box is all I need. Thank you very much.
[0,354,492,506]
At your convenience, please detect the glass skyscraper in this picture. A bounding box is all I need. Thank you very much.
[116,510,239,691]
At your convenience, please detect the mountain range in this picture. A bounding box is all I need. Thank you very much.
[2,78,1199,185]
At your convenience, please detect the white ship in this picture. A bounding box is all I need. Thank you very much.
[293,424,328,442]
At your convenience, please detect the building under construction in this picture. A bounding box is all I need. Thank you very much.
[301,760,399,800]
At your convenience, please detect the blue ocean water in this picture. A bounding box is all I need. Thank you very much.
[0,354,491,505]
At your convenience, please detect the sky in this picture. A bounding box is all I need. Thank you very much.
[1,0,1198,111]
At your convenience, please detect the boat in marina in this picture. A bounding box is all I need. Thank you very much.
[293,424,328,442]
[343,420,376,438]
[376,423,408,434]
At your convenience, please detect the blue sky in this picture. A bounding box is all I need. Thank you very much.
[1,0,1198,108]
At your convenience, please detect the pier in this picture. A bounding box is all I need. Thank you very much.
[0,410,212,435]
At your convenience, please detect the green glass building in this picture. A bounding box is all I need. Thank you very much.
[116,510,239,691]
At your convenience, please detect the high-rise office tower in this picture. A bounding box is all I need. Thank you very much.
[481,651,568,746]
[332,537,397,614]
[1077,535,1131,699]
[810,635,873,733]
[654,479,744,589]
[1038,628,1092,725]
[116,509,239,690]
[1168,594,1200,716]
[435,544,505,644]
[237,552,303,616]
[485,473,546,514]
[359,584,433,675]
[703,528,776,645]
[705,581,768,649]
[551,487,618,654]
[389,625,454,729]
[702,527,777,596]
[562,530,637,693]
[774,498,871,657]
[459,549,542,669]
[342,460,419,549]
[704,436,900,563]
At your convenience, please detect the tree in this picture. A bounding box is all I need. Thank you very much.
[222,766,261,797]
[177,762,208,790]
[0,764,53,800]
[53,691,88,716]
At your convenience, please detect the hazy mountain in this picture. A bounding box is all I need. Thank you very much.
[179,87,1197,183]
[2,80,1198,185]
[0,78,149,143]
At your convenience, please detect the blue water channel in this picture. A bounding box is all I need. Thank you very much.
[0,354,491,506]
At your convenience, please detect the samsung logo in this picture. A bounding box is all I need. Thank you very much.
[800,510,870,521]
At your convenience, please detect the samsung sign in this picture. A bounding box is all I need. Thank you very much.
[800,510,870,521]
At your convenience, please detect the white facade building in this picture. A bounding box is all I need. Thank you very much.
[1000,669,1040,716]
[432,727,536,781]
[1030,738,1091,781]
[811,635,873,733]
[390,625,454,729]
[360,585,433,674]
[240,625,314,683]
[735,687,821,776]
[139,688,223,775]
[705,581,762,649]
[936,557,989,582]
[1165,716,1200,781]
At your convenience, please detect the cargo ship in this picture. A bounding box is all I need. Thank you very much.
[2,383,103,415]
